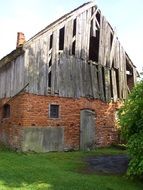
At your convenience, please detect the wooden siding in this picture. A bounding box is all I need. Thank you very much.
[0,2,137,101]
[0,55,24,98]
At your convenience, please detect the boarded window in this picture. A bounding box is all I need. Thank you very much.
[3,104,10,118]
[49,105,59,118]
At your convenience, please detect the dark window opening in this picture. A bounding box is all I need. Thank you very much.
[110,33,113,49]
[73,19,76,36]
[96,11,100,24]
[48,71,51,88]
[49,58,52,67]
[50,104,59,118]
[115,68,120,98]
[59,27,65,50]
[89,30,99,62]
[3,104,10,118]
[72,41,76,55]
[49,34,53,49]
[110,70,113,98]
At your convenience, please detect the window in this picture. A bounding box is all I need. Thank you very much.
[48,71,52,88]
[49,104,59,118]
[59,27,65,50]
[3,104,10,118]
[49,34,53,49]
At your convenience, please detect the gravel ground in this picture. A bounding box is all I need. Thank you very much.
[85,155,129,175]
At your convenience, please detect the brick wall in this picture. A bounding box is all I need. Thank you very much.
[0,93,121,150]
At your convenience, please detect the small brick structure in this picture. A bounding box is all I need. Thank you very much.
[0,93,121,151]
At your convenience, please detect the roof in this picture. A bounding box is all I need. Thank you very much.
[0,47,24,69]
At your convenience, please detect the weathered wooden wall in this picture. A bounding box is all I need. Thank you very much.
[0,2,137,101]
[0,55,24,98]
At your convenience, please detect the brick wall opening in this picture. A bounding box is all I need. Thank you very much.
[3,104,10,118]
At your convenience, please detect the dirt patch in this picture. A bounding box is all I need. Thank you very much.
[84,155,129,175]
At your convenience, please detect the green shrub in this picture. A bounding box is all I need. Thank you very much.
[127,133,143,178]
[118,80,143,179]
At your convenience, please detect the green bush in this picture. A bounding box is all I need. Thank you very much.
[127,133,143,178]
[118,80,143,179]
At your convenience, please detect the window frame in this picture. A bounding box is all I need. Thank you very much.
[49,104,60,119]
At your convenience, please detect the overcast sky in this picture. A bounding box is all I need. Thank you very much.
[0,0,142,71]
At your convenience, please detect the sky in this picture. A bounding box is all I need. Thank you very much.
[0,0,142,72]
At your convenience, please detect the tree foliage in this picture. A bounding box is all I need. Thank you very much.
[118,80,143,179]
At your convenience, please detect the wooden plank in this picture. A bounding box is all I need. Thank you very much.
[81,60,87,96]
[119,44,123,99]
[89,6,98,22]
[85,63,92,97]
[104,67,111,102]
[28,43,36,93]
[80,11,87,59]
[10,60,14,97]
[64,19,73,55]
[105,23,111,67]
[133,67,137,84]
[114,39,120,69]
[75,58,83,97]
[59,54,66,97]
[109,29,117,68]
[85,8,92,60]
[1,68,6,97]
[122,48,127,99]
[37,38,46,95]
[23,48,29,93]
[90,62,99,98]
[75,14,82,58]
[51,29,59,95]
[98,64,105,101]
[98,14,104,66]
[103,18,110,66]
[111,69,118,102]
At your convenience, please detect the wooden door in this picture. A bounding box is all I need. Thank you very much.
[80,109,96,150]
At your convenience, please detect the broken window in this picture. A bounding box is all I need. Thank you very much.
[59,27,65,50]
[49,34,53,50]
[49,58,52,67]
[48,71,52,88]
[96,11,101,25]
[89,30,99,62]
[3,104,10,118]
[72,41,76,55]
[72,19,76,55]
[73,19,76,37]
[49,104,59,118]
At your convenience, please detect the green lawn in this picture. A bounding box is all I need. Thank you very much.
[0,147,142,190]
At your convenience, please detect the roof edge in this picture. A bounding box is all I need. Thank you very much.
[0,47,24,69]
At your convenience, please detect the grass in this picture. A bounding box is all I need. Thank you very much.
[0,147,142,190]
